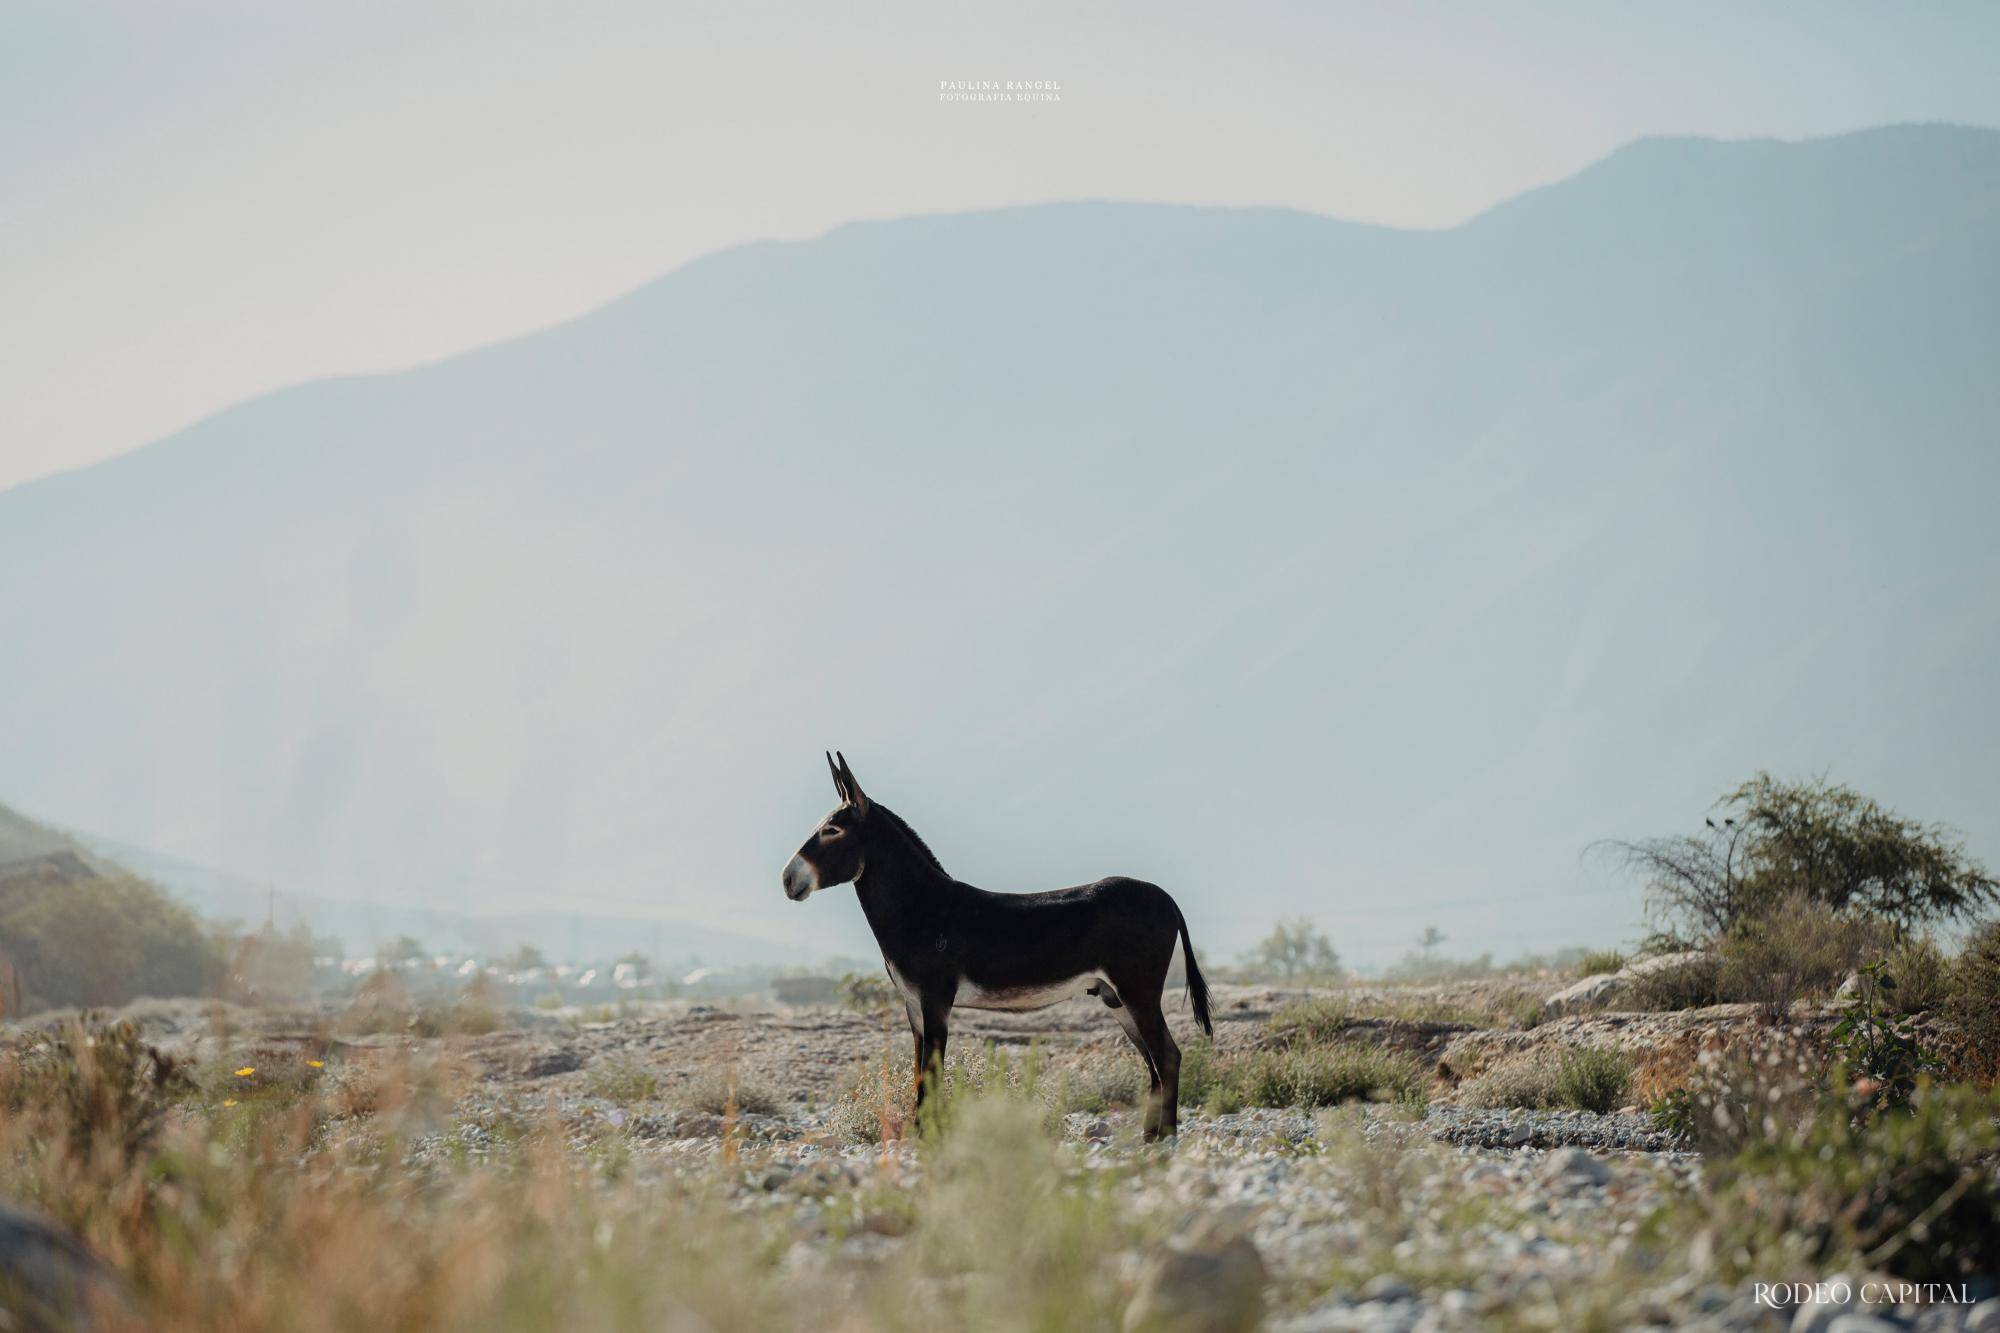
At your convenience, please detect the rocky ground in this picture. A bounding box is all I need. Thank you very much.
[38,981,1998,1332]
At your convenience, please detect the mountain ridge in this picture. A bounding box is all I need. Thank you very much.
[4,124,1996,966]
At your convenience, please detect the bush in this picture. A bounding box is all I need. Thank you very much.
[1460,1049,1559,1110]
[680,1066,783,1117]
[1625,955,1724,1011]
[1882,935,1953,1015]
[1551,1047,1633,1113]
[1675,1027,1827,1155]
[587,1057,661,1104]
[1690,1081,2000,1283]
[1049,1061,1145,1114]
[0,1017,184,1178]
[1827,960,1941,1114]
[1945,920,2000,1083]
[839,971,897,1014]
[1716,895,1893,1018]
[1184,1043,1425,1113]
[1575,949,1625,978]
[0,874,219,1011]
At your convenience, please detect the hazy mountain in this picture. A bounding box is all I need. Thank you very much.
[3,125,1996,966]
[64,827,810,968]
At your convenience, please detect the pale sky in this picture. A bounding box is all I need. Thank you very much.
[5,0,1999,493]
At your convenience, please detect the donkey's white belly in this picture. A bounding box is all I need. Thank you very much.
[955,973,1103,1012]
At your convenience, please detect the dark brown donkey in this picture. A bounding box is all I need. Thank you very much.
[782,753,1212,1139]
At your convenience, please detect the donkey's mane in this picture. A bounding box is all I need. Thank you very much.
[873,803,948,878]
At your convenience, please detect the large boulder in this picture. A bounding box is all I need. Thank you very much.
[1541,951,1711,1019]
[0,1202,123,1329]
[1124,1208,1267,1333]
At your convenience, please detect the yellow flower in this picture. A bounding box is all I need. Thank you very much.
[222,1099,237,1108]
[306,1059,325,1069]
[234,1067,255,1077]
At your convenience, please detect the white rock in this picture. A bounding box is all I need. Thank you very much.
[1123,1235,1267,1333]
[1542,951,1713,1018]
[1541,972,1625,1019]
[1541,1147,1611,1186]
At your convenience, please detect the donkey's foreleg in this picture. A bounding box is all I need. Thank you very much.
[911,999,950,1118]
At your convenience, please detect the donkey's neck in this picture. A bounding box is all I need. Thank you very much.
[852,834,955,945]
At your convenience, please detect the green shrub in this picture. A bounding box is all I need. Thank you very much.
[1716,895,1893,1018]
[587,1057,661,1104]
[1878,935,1954,1015]
[1690,1081,2000,1283]
[1268,993,1492,1036]
[0,1017,184,1177]
[1552,1047,1633,1113]
[1677,1027,1826,1155]
[1266,996,1355,1045]
[1944,920,2000,1084]
[1626,955,1724,1011]
[1459,1050,1559,1110]
[1575,949,1625,978]
[680,1066,782,1117]
[1827,959,1940,1114]
[0,874,219,1011]
[838,971,898,1014]
[1648,1087,1695,1140]
[1174,1038,1424,1113]
[1050,1061,1145,1114]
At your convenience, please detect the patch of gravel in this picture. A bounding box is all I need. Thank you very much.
[1424,1104,1688,1153]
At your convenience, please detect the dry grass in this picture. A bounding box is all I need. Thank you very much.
[1716,895,1894,1019]
[678,1064,784,1117]
[1179,1039,1426,1114]
[0,1016,1150,1333]
[1457,1045,1632,1113]
[583,1055,659,1104]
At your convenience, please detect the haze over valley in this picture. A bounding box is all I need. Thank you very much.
[3,124,1996,967]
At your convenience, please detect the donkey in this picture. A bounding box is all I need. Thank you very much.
[782,753,1212,1139]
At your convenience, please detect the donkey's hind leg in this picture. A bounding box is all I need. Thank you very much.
[1104,990,1167,1138]
[1120,989,1182,1139]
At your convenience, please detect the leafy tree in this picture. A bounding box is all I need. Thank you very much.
[1416,926,1446,960]
[0,874,218,1010]
[1242,917,1342,981]
[1606,773,1999,941]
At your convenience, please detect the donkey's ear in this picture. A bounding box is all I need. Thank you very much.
[834,751,870,813]
[826,751,848,803]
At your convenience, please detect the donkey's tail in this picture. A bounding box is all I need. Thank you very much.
[1175,904,1213,1038]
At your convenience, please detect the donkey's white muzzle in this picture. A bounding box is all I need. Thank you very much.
[782,854,819,901]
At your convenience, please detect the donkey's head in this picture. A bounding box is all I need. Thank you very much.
[782,751,874,900]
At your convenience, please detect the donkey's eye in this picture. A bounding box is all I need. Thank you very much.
[819,825,841,839]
